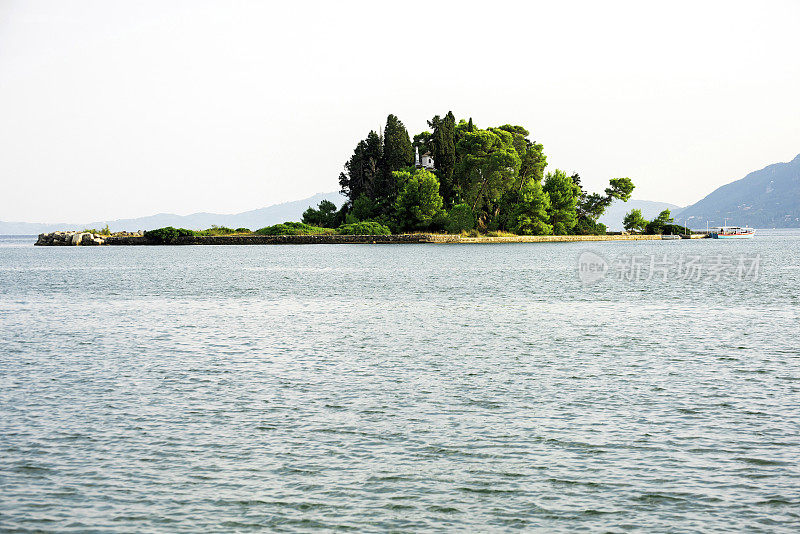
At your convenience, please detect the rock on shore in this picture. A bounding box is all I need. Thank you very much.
[35,231,107,246]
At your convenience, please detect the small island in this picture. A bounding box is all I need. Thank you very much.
[36,112,693,246]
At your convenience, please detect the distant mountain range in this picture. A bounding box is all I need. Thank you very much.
[5,154,798,234]
[679,153,800,228]
[4,193,678,235]
[0,192,347,235]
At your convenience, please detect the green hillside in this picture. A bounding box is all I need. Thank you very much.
[680,154,800,228]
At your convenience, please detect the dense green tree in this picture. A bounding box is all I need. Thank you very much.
[339,130,382,204]
[623,208,648,233]
[445,203,476,234]
[394,169,444,231]
[543,169,581,234]
[454,118,473,140]
[455,128,521,227]
[508,180,552,235]
[517,140,547,191]
[576,192,609,221]
[302,199,339,228]
[494,125,531,190]
[606,177,635,202]
[347,194,379,223]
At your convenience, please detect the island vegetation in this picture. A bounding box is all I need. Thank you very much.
[300,112,635,236]
[142,221,392,244]
[622,209,689,235]
[140,112,698,240]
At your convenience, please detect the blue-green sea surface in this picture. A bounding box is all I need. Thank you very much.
[1,231,799,532]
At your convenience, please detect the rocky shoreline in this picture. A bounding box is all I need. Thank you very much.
[34,231,144,246]
[33,231,692,246]
[35,231,108,246]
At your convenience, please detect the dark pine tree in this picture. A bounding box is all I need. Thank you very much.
[363,130,383,199]
[339,139,367,204]
[339,130,383,205]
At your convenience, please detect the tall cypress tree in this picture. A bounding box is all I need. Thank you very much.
[431,111,456,205]
[377,114,413,202]
[363,130,383,199]
[382,114,413,172]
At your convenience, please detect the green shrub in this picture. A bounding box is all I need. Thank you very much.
[144,227,178,243]
[254,222,335,235]
[255,224,291,235]
[144,227,198,243]
[235,228,251,233]
[196,226,239,236]
[337,221,391,235]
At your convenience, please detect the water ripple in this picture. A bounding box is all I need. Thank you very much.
[1,234,800,532]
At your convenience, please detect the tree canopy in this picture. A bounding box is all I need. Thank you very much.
[394,169,444,231]
[329,112,636,235]
[623,208,648,233]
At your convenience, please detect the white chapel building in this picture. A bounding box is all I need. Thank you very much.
[414,147,435,170]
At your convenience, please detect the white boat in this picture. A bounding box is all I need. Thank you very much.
[661,234,681,240]
[709,226,755,239]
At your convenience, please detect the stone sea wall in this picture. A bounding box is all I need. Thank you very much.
[35,231,685,246]
[427,234,666,244]
[115,234,436,245]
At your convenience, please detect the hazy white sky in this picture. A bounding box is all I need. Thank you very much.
[1,0,798,222]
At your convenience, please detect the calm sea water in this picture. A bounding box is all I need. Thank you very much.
[1,232,799,532]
